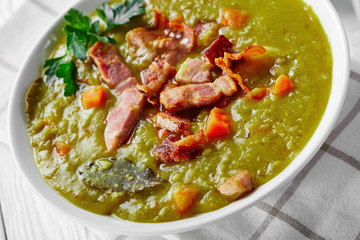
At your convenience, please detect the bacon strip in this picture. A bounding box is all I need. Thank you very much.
[203,35,233,66]
[89,41,134,89]
[160,75,237,113]
[104,88,145,152]
[217,170,252,200]
[126,9,195,66]
[215,45,266,94]
[137,60,176,104]
[153,130,208,162]
[215,57,250,93]
[175,58,213,84]
[154,112,191,133]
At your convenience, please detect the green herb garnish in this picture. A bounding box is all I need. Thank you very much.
[55,60,77,97]
[43,0,145,97]
[44,54,77,97]
[97,0,145,33]
[63,9,115,60]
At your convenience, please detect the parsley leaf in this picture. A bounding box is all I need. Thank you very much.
[64,8,92,32]
[63,10,115,60]
[55,60,77,97]
[66,31,88,61]
[97,0,145,33]
[43,0,145,97]
[44,55,68,83]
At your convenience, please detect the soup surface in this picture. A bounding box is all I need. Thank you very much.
[26,0,332,222]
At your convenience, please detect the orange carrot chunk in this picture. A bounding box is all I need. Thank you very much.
[272,74,295,96]
[82,85,107,109]
[54,141,70,156]
[174,186,199,215]
[206,107,231,139]
[220,8,248,28]
[246,88,268,101]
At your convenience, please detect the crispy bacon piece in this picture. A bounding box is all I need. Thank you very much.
[125,28,162,64]
[137,60,177,103]
[154,8,169,27]
[215,45,267,93]
[126,9,195,66]
[214,45,266,93]
[89,41,133,89]
[154,112,191,133]
[153,130,208,162]
[217,170,252,200]
[160,75,237,113]
[175,58,213,84]
[215,57,250,93]
[203,35,233,66]
[158,128,171,139]
[104,88,145,152]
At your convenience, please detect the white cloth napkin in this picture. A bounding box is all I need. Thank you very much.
[0,0,359,239]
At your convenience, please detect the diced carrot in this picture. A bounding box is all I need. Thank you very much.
[206,107,231,139]
[246,88,268,101]
[220,8,248,28]
[54,141,70,156]
[174,186,199,215]
[224,45,266,63]
[272,74,295,96]
[82,85,107,109]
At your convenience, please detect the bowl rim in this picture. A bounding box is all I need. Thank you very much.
[8,0,349,236]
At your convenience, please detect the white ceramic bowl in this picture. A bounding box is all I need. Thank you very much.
[8,0,349,236]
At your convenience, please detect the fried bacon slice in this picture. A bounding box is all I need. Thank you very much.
[203,35,233,66]
[126,9,195,66]
[215,45,267,93]
[137,60,176,104]
[215,57,250,93]
[160,75,237,113]
[89,41,134,89]
[217,170,252,200]
[153,130,208,162]
[104,88,145,152]
[175,58,213,84]
[154,112,192,133]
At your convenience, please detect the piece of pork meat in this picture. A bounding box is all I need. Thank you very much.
[203,35,233,66]
[175,58,213,84]
[89,41,133,89]
[126,9,195,66]
[217,170,252,200]
[137,60,176,102]
[153,130,208,162]
[160,75,237,113]
[115,77,138,94]
[104,88,145,152]
[194,21,220,49]
[154,112,191,133]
